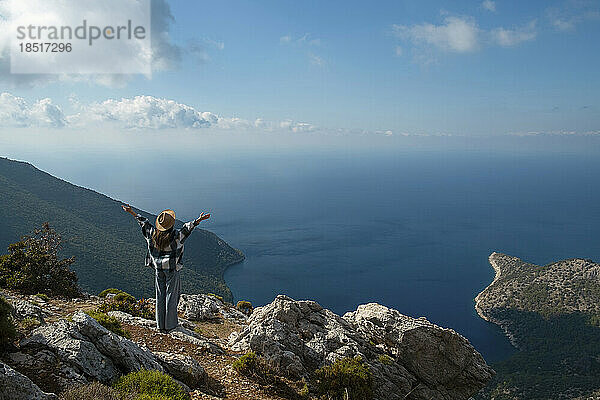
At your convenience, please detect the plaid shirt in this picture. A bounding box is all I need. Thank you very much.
[135,214,196,271]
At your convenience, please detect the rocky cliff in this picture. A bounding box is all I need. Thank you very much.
[1,290,493,400]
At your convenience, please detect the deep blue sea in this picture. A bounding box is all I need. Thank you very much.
[6,141,600,363]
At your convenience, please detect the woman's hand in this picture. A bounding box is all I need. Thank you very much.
[194,212,211,226]
[121,204,136,216]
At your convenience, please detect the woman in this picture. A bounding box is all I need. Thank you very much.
[122,204,211,333]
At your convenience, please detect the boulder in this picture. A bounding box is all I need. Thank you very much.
[11,311,163,393]
[0,361,57,400]
[178,294,247,322]
[228,295,494,400]
[344,303,495,399]
[154,351,207,388]
[9,298,49,323]
[106,311,156,329]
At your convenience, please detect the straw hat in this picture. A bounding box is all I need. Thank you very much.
[156,209,176,231]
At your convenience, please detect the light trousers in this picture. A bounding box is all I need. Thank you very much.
[155,268,180,331]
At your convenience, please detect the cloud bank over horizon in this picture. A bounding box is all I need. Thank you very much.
[0,92,320,133]
[0,91,597,138]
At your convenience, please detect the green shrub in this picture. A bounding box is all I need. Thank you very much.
[35,293,49,301]
[232,351,257,374]
[99,288,124,298]
[236,300,253,315]
[207,293,224,302]
[97,293,154,320]
[299,381,310,397]
[0,223,80,298]
[114,292,137,304]
[87,311,130,339]
[59,381,122,400]
[378,354,393,365]
[19,317,41,331]
[0,296,16,346]
[113,369,190,400]
[314,356,373,400]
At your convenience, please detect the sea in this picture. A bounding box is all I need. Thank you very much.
[4,133,600,363]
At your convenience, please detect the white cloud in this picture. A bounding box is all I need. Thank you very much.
[0,92,66,127]
[393,16,481,53]
[68,96,219,129]
[280,33,321,46]
[546,4,600,32]
[280,33,324,66]
[308,53,325,67]
[394,46,403,56]
[481,0,496,12]
[491,20,537,47]
[0,93,319,133]
[394,14,540,61]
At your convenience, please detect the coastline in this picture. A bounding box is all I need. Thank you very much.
[474,252,520,349]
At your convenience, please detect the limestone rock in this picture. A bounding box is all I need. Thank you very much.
[9,298,49,323]
[229,295,493,400]
[344,303,494,400]
[0,361,57,400]
[154,351,207,388]
[178,294,247,322]
[107,310,156,329]
[13,311,163,393]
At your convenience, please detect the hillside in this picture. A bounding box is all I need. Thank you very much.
[475,253,600,399]
[0,157,244,301]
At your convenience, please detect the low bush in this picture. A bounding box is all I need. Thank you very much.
[115,292,137,304]
[97,290,154,320]
[236,300,253,315]
[232,351,258,375]
[0,223,80,298]
[35,293,49,301]
[113,369,190,400]
[378,354,393,365]
[59,381,122,400]
[314,356,373,400]
[0,296,16,346]
[87,311,131,338]
[19,317,41,331]
[232,351,301,397]
[207,293,224,303]
[99,288,124,298]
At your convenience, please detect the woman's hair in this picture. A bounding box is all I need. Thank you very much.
[152,228,174,250]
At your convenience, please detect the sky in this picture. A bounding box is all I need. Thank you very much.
[0,0,599,139]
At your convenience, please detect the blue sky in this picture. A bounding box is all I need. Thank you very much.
[1,0,599,137]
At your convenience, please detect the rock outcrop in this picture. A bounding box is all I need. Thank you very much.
[9,298,49,323]
[0,361,57,400]
[228,295,494,400]
[178,293,247,322]
[154,352,207,388]
[7,311,163,393]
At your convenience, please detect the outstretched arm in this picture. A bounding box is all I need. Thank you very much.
[122,204,137,217]
[122,204,152,239]
[179,212,211,243]
[193,212,211,226]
